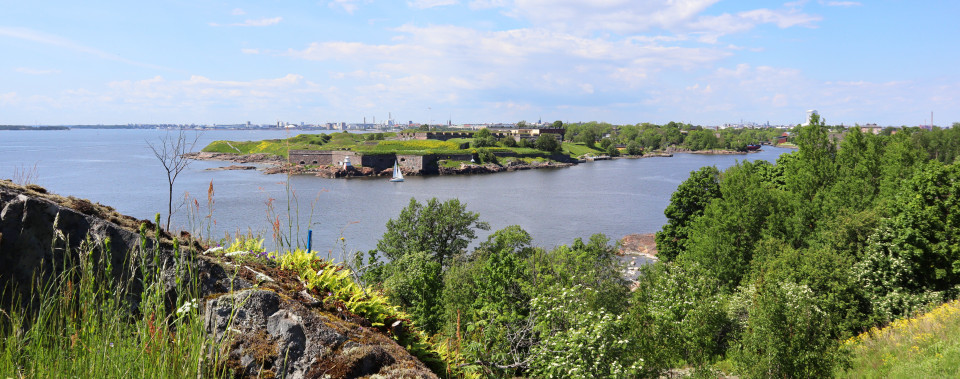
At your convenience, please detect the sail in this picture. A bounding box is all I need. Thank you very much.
[391,161,404,181]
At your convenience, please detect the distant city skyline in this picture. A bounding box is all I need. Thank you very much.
[1,1,958,126]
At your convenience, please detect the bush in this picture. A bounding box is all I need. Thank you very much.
[731,279,846,378]
[534,134,561,153]
[529,284,643,379]
[476,148,498,164]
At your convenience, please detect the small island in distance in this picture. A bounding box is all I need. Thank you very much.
[192,121,784,178]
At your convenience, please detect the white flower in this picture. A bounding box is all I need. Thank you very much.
[203,246,225,255]
[176,298,199,317]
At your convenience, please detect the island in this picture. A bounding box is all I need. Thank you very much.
[189,123,783,177]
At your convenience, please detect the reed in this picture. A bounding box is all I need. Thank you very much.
[0,219,230,378]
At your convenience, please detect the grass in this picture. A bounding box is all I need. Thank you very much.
[562,142,604,157]
[202,139,313,157]
[440,160,470,168]
[841,299,960,378]
[0,224,474,378]
[355,139,463,155]
[0,223,229,378]
[200,133,565,160]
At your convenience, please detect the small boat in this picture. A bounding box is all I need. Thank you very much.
[390,161,404,182]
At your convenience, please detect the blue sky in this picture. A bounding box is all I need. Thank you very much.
[1,0,957,126]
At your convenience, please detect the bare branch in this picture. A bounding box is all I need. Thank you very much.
[148,129,201,232]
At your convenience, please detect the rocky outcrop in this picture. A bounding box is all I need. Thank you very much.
[205,289,435,378]
[185,152,285,165]
[438,161,575,175]
[206,165,258,171]
[0,180,437,378]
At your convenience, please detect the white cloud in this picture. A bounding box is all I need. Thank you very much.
[35,73,332,121]
[231,8,246,15]
[0,92,16,106]
[637,63,960,126]
[0,27,167,70]
[471,1,819,40]
[329,0,365,14]
[737,9,820,28]
[270,23,735,117]
[282,24,728,95]
[408,0,459,9]
[15,67,60,75]
[821,1,861,7]
[210,17,283,27]
[468,0,507,9]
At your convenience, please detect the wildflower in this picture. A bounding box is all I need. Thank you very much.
[176,298,199,317]
[203,246,224,255]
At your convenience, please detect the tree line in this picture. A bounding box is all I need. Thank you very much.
[353,117,960,377]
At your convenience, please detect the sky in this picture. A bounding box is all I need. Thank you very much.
[0,0,958,126]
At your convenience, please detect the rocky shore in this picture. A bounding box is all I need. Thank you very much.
[185,151,285,165]
[0,180,438,378]
[438,160,574,175]
[187,151,577,178]
[619,233,659,285]
[186,147,754,179]
[664,147,760,155]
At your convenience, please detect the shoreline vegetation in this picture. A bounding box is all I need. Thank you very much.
[0,125,70,130]
[188,121,781,178]
[8,117,960,377]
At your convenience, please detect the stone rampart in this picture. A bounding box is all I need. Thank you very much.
[396,132,474,141]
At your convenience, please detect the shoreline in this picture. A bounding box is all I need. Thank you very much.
[186,146,776,177]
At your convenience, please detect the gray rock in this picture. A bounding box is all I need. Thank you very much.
[0,182,438,379]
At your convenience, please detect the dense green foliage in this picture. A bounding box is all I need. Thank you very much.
[359,199,644,377]
[646,117,960,376]
[562,120,785,152]
[353,118,960,378]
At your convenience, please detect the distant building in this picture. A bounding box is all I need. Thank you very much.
[859,123,883,135]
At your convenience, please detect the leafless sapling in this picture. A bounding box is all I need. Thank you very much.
[148,129,200,232]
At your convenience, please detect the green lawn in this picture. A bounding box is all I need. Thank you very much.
[562,142,604,157]
[202,139,312,157]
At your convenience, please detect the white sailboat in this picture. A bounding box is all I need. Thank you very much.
[390,161,404,182]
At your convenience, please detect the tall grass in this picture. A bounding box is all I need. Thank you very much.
[0,219,229,378]
[842,299,960,377]
[12,162,39,186]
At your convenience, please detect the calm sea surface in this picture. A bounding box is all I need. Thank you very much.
[0,129,790,258]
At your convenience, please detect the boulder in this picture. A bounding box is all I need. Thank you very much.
[0,180,438,379]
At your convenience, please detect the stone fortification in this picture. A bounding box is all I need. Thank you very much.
[289,150,474,175]
[395,131,473,141]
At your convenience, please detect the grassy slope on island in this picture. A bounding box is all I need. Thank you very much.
[562,141,605,157]
[202,132,571,159]
[842,299,960,378]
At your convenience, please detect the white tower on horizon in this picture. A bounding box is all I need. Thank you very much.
[803,109,819,126]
